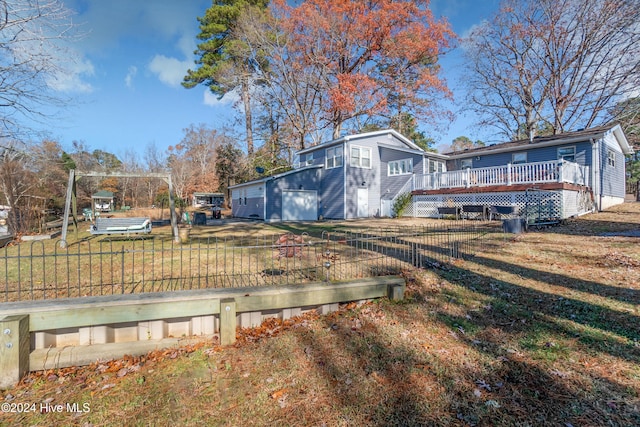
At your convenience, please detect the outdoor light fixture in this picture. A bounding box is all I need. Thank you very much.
[324,249,332,282]
[324,260,331,282]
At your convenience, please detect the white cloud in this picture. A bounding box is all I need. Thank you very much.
[148,55,191,87]
[177,33,197,58]
[125,66,138,88]
[47,58,95,93]
[65,0,208,54]
[203,89,238,107]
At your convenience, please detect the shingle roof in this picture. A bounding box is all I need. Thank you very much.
[447,124,632,157]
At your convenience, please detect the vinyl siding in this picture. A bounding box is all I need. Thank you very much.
[379,147,423,201]
[320,165,345,219]
[265,168,322,221]
[448,141,593,170]
[231,183,264,219]
[345,139,380,218]
[600,134,626,198]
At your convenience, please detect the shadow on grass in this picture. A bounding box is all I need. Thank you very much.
[466,253,640,308]
[285,296,638,426]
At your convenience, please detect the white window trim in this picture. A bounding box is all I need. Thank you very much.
[512,152,527,164]
[558,146,576,162]
[607,149,615,167]
[428,159,445,173]
[388,158,413,176]
[326,146,343,169]
[461,158,473,169]
[350,145,372,169]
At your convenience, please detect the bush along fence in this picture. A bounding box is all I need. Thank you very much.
[1,224,494,303]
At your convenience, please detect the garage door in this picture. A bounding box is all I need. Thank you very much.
[282,190,318,221]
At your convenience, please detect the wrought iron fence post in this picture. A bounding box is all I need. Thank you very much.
[121,246,125,294]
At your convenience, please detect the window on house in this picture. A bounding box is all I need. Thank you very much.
[428,159,445,173]
[558,146,576,162]
[326,146,343,169]
[388,159,413,176]
[350,146,371,168]
[461,158,473,169]
[512,152,527,164]
[607,149,615,167]
[305,152,314,166]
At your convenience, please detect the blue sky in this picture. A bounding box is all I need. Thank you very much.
[41,0,500,158]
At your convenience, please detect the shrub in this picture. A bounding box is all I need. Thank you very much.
[392,192,412,217]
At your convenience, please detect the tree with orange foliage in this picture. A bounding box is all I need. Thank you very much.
[270,0,455,141]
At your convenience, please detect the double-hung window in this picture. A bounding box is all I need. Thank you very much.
[428,159,445,173]
[607,149,615,167]
[350,146,371,168]
[326,146,343,169]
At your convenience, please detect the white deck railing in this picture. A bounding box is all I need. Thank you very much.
[414,160,589,191]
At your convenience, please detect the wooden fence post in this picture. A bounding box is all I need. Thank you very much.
[0,315,30,389]
[387,283,405,301]
[219,298,237,346]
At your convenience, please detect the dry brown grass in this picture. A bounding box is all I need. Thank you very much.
[1,203,639,426]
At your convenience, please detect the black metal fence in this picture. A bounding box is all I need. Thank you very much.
[1,223,495,302]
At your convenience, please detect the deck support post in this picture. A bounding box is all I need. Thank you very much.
[219,298,237,345]
[0,315,30,389]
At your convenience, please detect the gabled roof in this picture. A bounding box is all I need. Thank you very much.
[297,129,423,155]
[447,124,634,158]
[92,190,114,199]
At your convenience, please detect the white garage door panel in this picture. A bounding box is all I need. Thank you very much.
[282,191,317,221]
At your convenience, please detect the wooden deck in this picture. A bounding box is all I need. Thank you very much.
[412,182,591,196]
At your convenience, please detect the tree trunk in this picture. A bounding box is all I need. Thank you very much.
[241,74,254,155]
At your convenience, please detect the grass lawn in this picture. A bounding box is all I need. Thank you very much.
[1,203,639,426]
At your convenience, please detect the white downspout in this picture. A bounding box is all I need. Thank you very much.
[343,142,348,219]
[263,184,267,221]
[590,138,599,211]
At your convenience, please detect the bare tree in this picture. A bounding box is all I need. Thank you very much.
[0,138,69,233]
[463,0,640,140]
[143,141,167,206]
[234,5,325,151]
[167,124,224,204]
[0,0,78,141]
[120,149,141,208]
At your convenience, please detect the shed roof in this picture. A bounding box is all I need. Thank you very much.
[92,190,114,199]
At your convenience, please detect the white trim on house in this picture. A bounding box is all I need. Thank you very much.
[350,145,372,168]
[296,129,422,155]
[450,124,633,159]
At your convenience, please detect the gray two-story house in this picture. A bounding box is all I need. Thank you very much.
[231,124,633,223]
[230,129,446,221]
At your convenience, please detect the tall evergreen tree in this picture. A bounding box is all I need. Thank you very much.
[183,0,269,155]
